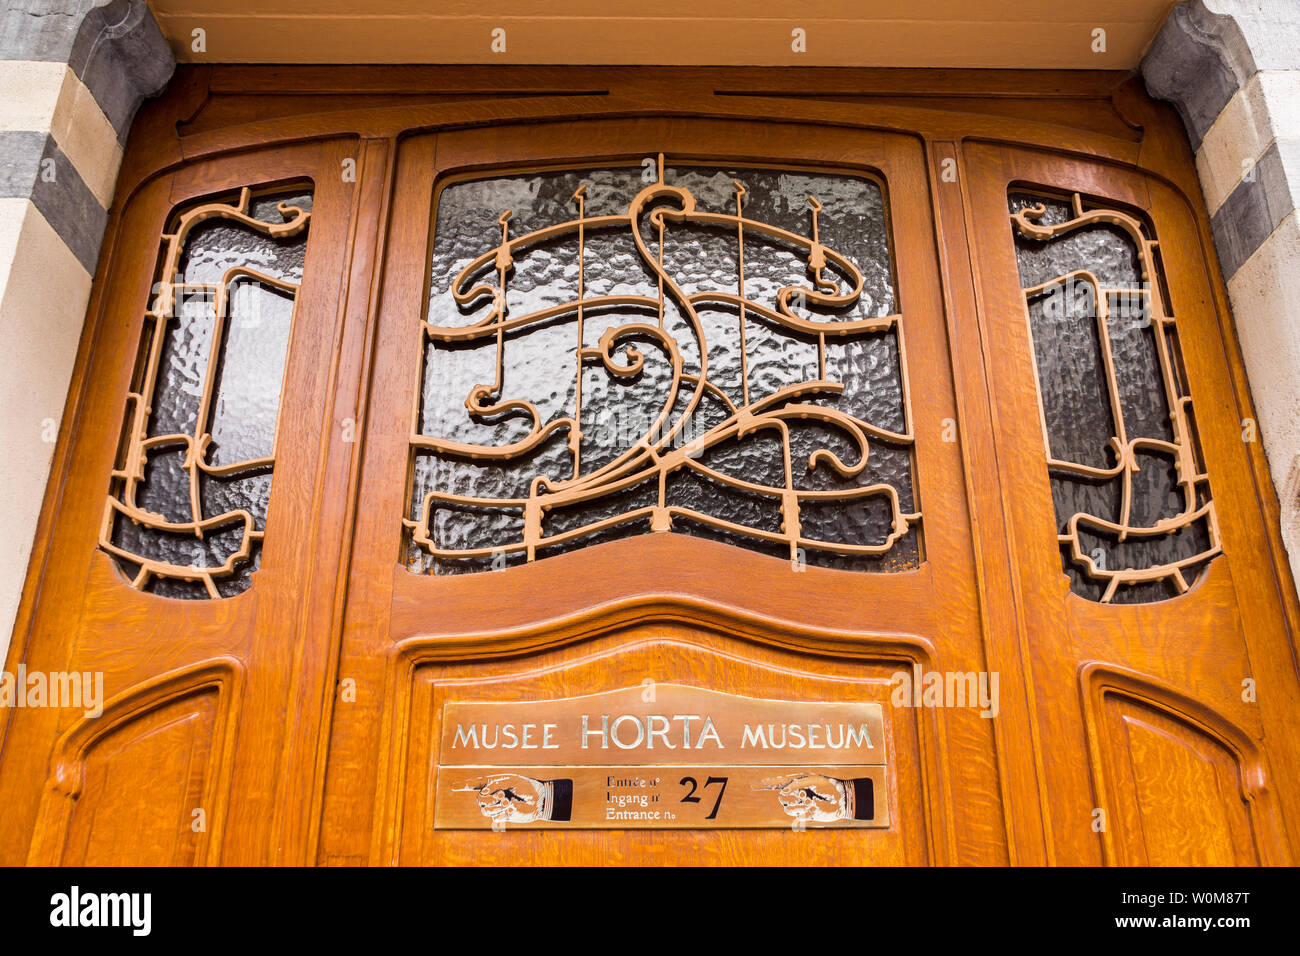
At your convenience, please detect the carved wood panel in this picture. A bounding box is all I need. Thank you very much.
[28,659,243,866]
[380,620,934,865]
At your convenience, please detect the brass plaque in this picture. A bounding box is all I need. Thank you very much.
[433,684,888,829]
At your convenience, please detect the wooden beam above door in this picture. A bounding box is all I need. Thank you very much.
[146,0,1176,69]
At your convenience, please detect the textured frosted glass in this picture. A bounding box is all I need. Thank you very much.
[410,165,917,573]
[108,190,311,598]
[1010,191,1215,603]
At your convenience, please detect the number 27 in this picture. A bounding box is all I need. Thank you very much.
[679,775,728,820]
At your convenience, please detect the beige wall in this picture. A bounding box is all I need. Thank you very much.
[0,64,121,666]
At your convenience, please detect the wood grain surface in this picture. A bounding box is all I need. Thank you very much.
[0,66,1294,867]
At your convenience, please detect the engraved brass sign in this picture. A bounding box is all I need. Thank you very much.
[433,684,888,829]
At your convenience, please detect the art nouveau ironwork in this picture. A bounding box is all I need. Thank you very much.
[101,187,311,598]
[1010,191,1221,603]
[407,158,920,573]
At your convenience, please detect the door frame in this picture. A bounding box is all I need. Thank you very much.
[3,66,1295,866]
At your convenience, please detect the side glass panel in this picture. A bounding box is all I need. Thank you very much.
[406,160,921,574]
[101,186,312,599]
[1008,190,1220,603]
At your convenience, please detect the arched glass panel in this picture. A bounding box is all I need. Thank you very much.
[101,187,312,599]
[407,160,921,574]
[1009,190,1220,604]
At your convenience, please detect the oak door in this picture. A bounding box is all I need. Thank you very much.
[5,73,1299,868]
[961,142,1300,865]
[0,140,359,864]
[314,117,1004,865]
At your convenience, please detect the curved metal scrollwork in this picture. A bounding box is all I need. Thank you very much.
[407,158,919,571]
[1010,191,1221,603]
[101,187,311,598]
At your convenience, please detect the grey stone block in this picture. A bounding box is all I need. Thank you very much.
[1210,140,1295,277]
[0,0,174,142]
[0,1,94,64]
[0,129,107,272]
[1142,1,1258,151]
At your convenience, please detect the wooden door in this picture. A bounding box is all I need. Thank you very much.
[961,143,1300,865]
[0,140,360,865]
[315,118,1003,865]
[3,67,1299,867]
